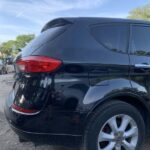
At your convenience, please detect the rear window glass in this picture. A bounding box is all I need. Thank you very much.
[91,24,129,53]
[22,26,67,56]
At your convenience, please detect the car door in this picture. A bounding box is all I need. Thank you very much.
[84,23,131,104]
[89,23,130,85]
[129,24,150,104]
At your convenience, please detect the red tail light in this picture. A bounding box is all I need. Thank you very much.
[11,104,39,114]
[16,56,62,73]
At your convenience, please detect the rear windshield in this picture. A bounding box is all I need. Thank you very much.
[22,26,67,57]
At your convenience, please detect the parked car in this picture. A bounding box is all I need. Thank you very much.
[0,59,8,74]
[5,17,150,150]
[5,56,14,65]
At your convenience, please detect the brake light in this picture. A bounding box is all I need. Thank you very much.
[16,56,62,73]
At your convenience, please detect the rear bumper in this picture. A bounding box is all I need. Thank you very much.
[4,91,84,145]
[8,121,82,146]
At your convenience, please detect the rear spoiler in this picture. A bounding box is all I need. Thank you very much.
[41,18,73,32]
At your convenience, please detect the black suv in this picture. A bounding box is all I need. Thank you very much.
[5,17,150,150]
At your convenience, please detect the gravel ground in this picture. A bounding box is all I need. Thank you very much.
[0,74,149,150]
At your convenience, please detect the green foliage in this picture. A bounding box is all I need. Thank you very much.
[0,40,15,56]
[15,34,35,49]
[128,4,150,21]
[0,34,35,58]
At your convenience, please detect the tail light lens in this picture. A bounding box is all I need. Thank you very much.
[11,103,39,114]
[16,56,62,73]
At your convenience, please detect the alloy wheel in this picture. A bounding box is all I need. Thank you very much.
[98,114,138,150]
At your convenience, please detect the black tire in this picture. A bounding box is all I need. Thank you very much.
[3,68,8,74]
[83,101,145,150]
[4,70,8,74]
[1,68,5,74]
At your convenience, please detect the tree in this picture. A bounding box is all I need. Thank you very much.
[128,4,150,21]
[15,34,35,50]
[0,34,35,58]
[0,40,16,58]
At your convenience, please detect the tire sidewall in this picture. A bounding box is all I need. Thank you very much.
[84,101,145,150]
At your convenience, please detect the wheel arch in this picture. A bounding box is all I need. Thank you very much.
[85,93,150,135]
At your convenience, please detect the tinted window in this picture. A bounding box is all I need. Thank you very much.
[132,25,150,56]
[22,26,67,57]
[91,24,129,53]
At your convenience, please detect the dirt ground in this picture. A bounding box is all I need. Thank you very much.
[0,74,149,150]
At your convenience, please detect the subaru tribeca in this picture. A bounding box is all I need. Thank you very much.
[5,17,150,150]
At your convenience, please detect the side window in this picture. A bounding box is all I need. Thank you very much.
[91,24,129,53]
[132,25,150,56]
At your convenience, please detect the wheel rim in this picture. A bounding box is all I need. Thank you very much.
[98,114,139,150]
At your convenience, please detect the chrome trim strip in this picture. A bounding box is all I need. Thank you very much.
[135,64,150,68]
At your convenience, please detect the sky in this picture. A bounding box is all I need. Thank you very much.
[0,0,150,43]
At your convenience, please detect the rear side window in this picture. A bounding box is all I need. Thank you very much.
[131,25,150,56]
[91,24,129,53]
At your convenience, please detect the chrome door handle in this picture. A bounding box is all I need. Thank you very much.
[135,64,150,68]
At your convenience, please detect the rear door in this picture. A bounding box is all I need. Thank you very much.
[84,23,131,104]
[129,24,150,104]
[89,23,130,86]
